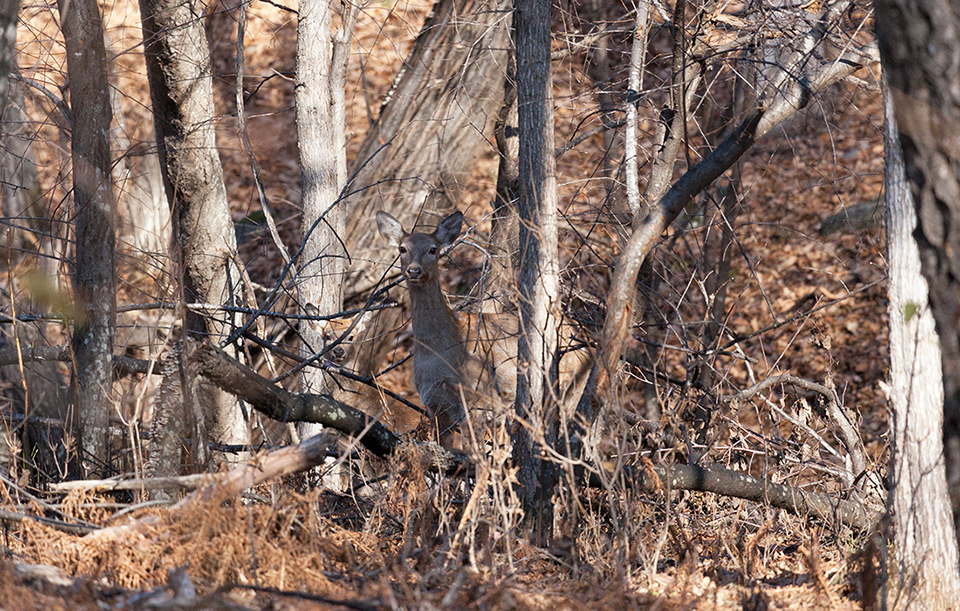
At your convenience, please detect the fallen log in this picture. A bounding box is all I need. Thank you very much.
[82,430,338,543]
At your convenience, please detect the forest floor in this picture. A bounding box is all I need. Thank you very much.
[0,1,888,609]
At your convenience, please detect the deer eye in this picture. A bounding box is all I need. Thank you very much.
[428,246,437,255]
[398,245,407,254]
[347,335,354,342]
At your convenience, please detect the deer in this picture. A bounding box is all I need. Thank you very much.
[305,304,421,435]
[376,210,589,448]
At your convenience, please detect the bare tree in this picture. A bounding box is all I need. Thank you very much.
[139,0,246,470]
[572,0,877,452]
[511,0,561,542]
[875,0,960,552]
[882,77,960,609]
[58,0,117,471]
[294,0,357,450]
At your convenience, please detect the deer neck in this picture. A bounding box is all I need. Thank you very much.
[407,279,464,360]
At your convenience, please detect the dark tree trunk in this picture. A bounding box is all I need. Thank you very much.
[875,0,960,553]
[0,0,16,121]
[511,0,560,544]
[139,0,246,470]
[58,0,117,472]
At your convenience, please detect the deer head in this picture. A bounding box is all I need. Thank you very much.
[305,304,372,367]
[376,211,463,286]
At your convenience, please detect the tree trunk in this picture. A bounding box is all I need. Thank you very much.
[139,0,246,470]
[343,0,510,298]
[0,0,16,119]
[294,0,356,486]
[1,75,44,251]
[882,77,960,610]
[59,0,117,472]
[875,0,960,553]
[511,0,560,543]
[333,0,510,383]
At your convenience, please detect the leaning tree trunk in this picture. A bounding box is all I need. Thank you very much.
[342,0,509,289]
[875,0,960,552]
[883,78,960,610]
[58,0,117,472]
[511,0,561,544]
[139,0,246,470]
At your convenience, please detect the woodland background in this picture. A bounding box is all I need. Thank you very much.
[0,0,944,608]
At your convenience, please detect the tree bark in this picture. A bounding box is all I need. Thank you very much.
[1,75,44,254]
[875,0,960,553]
[342,0,510,298]
[59,0,117,472]
[294,0,357,487]
[882,76,960,610]
[0,0,17,119]
[511,0,560,543]
[295,0,353,429]
[139,0,246,469]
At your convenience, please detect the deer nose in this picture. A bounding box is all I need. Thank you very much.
[332,346,345,360]
[406,264,423,279]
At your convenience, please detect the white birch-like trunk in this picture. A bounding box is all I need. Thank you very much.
[883,81,960,610]
[295,0,356,488]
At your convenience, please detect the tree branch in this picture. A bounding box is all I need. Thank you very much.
[613,462,876,531]
[190,341,465,474]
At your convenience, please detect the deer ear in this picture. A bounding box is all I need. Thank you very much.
[377,211,405,247]
[435,211,463,247]
[358,309,374,328]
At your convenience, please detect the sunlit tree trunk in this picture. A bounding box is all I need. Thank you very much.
[294,0,357,487]
[875,0,960,556]
[140,0,246,470]
[883,77,960,610]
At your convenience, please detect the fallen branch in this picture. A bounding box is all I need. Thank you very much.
[0,345,161,375]
[0,508,96,535]
[49,474,222,494]
[190,340,464,474]
[610,462,876,531]
[83,430,338,543]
